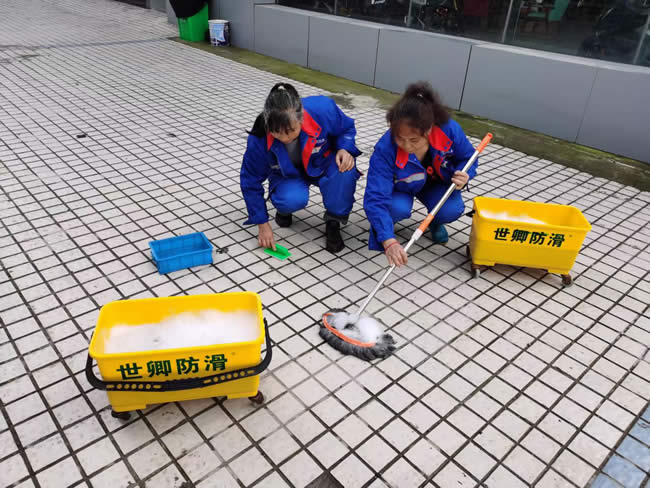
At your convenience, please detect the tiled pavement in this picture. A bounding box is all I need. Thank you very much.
[1,1,649,487]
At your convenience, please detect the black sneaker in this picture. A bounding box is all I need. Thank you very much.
[275,212,292,228]
[326,221,344,253]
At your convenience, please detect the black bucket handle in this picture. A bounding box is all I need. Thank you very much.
[86,319,272,392]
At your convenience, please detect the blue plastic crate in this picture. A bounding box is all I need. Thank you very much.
[149,232,213,274]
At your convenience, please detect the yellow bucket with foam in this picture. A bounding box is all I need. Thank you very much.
[86,292,270,415]
[469,197,591,276]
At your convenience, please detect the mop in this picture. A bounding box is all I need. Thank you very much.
[320,133,493,361]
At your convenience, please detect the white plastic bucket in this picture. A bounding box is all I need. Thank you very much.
[209,19,230,46]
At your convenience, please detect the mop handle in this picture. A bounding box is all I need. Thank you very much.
[355,133,492,318]
[406,132,492,249]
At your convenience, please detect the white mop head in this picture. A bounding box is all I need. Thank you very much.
[320,310,396,361]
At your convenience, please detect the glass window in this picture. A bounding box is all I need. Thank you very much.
[279,0,512,41]
[505,0,650,65]
[280,0,337,15]
[632,7,650,65]
[278,0,650,65]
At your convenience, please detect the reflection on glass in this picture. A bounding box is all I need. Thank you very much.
[632,14,650,65]
[578,0,649,64]
[336,0,510,41]
[278,0,650,65]
[507,0,649,64]
[280,0,337,14]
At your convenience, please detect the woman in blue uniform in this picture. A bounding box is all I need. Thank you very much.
[364,82,478,266]
[241,83,361,253]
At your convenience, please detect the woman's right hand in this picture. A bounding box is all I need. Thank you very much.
[258,222,276,250]
[383,238,407,267]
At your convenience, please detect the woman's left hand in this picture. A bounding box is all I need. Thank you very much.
[451,171,469,190]
[336,149,355,172]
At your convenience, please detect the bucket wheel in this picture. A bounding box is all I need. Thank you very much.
[561,274,573,287]
[111,409,131,421]
[248,391,265,405]
[467,246,481,278]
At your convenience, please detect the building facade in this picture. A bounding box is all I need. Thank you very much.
[164,0,650,163]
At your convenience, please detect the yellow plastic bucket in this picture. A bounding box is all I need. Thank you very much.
[469,197,591,277]
[86,292,271,415]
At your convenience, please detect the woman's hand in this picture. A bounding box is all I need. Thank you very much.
[258,222,276,250]
[451,170,469,190]
[383,238,408,267]
[336,149,355,172]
